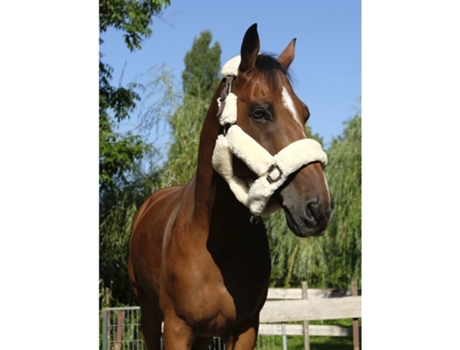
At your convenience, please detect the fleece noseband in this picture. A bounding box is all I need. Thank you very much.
[211,56,328,216]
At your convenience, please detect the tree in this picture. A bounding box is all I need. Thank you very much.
[182,31,222,102]
[160,31,222,187]
[264,126,329,288]
[99,60,149,191]
[264,108,362,290]
[100,0,171,51]
[268,109,362,290]
[100,162,162,306]
[99,68,178,306]
[99,0,171,306]
[99,0,171,191]
[322,110,362,289]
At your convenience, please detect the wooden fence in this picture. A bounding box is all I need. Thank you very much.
[260,280,361,350]
[101,281,361,350]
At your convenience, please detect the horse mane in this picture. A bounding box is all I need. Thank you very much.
[253,53,291,86]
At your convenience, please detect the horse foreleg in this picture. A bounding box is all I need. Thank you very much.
[162,311,195,350]
[226,316,259,350]
[136,287,163,350]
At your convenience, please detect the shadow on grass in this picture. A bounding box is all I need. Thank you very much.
[309,336,354,350]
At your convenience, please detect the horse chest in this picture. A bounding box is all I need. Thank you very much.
[169,273,267,337]
[162,229,270,334]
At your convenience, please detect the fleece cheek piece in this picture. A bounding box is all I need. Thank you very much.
[212,125,327,216]
[219,93,238,125]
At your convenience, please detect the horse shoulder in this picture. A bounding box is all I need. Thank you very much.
[129,185,185,296]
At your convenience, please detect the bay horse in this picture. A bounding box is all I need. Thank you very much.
[128,23,333,350]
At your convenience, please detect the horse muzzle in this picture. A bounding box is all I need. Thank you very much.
[280,164,334,237]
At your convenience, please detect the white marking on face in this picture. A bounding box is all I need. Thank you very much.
[322,171,332,204]
[281,86,303,129]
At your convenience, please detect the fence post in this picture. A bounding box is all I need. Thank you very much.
[114,310,126,350]
[352,280,360,350]
[102,309,108,350]
[281,323,287,350]
[302,281,310,350]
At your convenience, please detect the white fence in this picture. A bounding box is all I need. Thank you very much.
[101,282,361,350]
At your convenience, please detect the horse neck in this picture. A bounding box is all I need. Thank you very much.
[192,81,252,227]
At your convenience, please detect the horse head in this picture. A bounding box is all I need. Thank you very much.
[212,24,333,237]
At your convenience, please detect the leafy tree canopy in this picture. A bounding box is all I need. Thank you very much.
[99,0,170,191]
[99,0,171,306]
[266,109,361,289]
[161,31,222,187]
[182,31,222,102]
[100,0,171,51]
[322,110,362,289]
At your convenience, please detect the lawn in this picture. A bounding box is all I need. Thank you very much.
[255,319,360,350]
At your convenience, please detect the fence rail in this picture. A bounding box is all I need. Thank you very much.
[266,288,361,300]
[101,283,361,350]
[258,323,353,337]
[260,296,361,323]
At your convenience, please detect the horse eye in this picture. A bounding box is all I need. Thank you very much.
[252,108,267,120]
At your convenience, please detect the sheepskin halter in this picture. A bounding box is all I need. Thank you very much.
[211,56,328,216]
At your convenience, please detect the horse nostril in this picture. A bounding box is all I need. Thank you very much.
[304,199,319,225]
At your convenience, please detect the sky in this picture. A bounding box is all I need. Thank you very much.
[100,0,361,148]
[3,1,460,349]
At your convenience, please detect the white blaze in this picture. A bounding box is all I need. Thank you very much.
[281,86,303,128]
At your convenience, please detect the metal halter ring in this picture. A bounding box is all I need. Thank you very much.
[266,164,282,184]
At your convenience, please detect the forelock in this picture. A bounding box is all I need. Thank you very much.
[253,54,291,87]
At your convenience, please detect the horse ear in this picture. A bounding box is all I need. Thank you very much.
[278,38,296,70]
[239,23,260,73]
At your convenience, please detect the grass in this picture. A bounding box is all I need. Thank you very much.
[256,335,353,350]
[255,319,361,350]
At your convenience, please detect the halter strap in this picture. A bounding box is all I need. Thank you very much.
[217,76,237,129]
[216,75,234,120]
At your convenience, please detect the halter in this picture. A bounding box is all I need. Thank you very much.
[212,56,328,216]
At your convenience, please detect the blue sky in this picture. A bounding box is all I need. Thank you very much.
[100,0,361,148]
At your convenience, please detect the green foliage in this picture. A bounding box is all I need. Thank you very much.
[99,0,171,51]
[100,162,162,306]
[160,31,222,187]
[265,211,328,288]
[99,0,171,306]
[265,110,361,290]
[257,334,353,350]
[100,190,139,306]
[99,0,171,189]
[160,95,210,187]
[322,112,362,289]
[99,60,150,189]
[182,31,222,102]
[264,125,329,288]
[99,66,179,306]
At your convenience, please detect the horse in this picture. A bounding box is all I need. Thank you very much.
[127,23,333,350]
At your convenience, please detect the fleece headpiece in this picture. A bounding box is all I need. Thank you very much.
[212,56,328,216]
